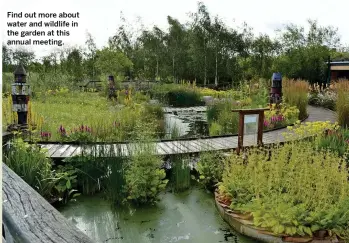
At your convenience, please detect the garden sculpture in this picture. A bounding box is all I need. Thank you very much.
[270,72,282,105]
[11,64,30,125]
[108,75,117,100]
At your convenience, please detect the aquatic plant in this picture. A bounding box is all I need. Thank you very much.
[196,151,224,190]
[3,138,53,197]
[170,154,191,192]
[125,144,168,205]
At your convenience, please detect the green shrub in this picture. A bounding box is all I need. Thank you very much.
[125,147,168,205]
[197,151,224,190]
[207,100,240,136]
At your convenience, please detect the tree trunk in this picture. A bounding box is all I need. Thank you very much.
[156,56,159,78]
[172,55,175,83]
[215,50,218,86]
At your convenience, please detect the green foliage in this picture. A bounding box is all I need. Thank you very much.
[282,79,309,120]
[317,128,349,166]
[170,155,191,192]
[53,165,80,204]
[150,83,204,107]
[218,141,349,238]
[4,92,163,142]
[196,151,224,190]
[4,138,53,198]
[207,100,242,135]
[335,83,349,128]
[95,47,133,77]
[125,147,168,205]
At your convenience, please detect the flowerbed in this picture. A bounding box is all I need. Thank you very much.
[217,140,349,239]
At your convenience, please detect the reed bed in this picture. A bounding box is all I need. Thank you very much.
[333,80,349,128]
[282,79,309,120]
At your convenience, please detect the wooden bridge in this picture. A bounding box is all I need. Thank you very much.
[37,106,336,159]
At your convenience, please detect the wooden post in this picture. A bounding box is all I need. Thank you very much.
[257,110,264,146]
[237,112,245,155]
[232,108,269,155]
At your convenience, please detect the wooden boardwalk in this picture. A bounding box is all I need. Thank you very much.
[38,106,336,158]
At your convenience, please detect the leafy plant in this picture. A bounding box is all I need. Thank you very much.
[196,151,224,190]
[218,140,349,238]
[4,138,54,199]
[125,146,168,205]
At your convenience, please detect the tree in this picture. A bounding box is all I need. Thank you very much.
[11,47,35,68]
[66,48,84,82]
[95,47,133,77]
[2,44,12,72]
[84,32,98,79]
[165,16,188,82]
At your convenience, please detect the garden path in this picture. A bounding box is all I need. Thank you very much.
[38,106,336,158]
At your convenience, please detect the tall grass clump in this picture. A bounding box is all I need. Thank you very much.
[3,138,53,198]
[170,154,191,192]
[283,79,309,120]
[333,80,349,127]
[150,83,204,107]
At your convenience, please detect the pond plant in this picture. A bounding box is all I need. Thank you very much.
[196,151,225,191]
[217,140,349,240]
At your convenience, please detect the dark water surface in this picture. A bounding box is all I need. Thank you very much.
[58,187,257,243]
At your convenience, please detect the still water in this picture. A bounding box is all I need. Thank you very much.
[59,187,257,243]
[164,111,209,138]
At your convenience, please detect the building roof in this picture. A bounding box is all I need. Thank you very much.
[330,61,349,66]
[13,64,27,75]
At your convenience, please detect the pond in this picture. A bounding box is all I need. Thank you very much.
[58,187,258,243]
[164,110,209,138]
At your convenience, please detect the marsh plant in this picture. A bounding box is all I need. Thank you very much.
[196,151,224,191]
[170,154,191,192]
[4,138,53,198]
[218,141,349,239]
[282,79,309,120]
[334,80,349,128]
[125,144,168,205]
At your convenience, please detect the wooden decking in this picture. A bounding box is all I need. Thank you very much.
[37,106,336,159]
[2,163,93,243]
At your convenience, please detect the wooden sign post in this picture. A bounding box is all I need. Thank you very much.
[232,108,269,154]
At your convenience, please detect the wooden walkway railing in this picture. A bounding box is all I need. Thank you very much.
[2,163,94,243]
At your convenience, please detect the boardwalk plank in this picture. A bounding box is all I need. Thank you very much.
[61,145,78,157]
[51,144,70,158]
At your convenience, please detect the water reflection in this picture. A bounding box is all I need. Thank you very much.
[59,187,257,243]
[164,111,209,139]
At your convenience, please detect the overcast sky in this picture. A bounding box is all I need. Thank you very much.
[1,0,349,59]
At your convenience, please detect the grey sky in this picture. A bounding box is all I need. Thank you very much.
[2,0,349,59]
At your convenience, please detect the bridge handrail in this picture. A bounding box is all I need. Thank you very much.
[2,163,94,243]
